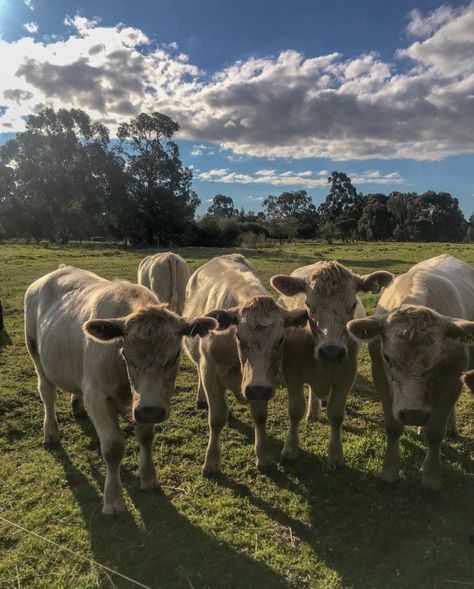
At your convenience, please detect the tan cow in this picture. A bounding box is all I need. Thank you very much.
[462,370,474,394]
[138,252,190,315]
[271,261,393,466]
[183,254,308,476]
[25,265,216,514]
[347,255,474,489]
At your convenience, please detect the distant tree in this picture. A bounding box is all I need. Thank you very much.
[207,194,238,218]
[117,112,199,245]
[0,108,113,242]
[357,194,395,240]
[262,190,318,241]
[465,213,474,242]
[386,192,421,241]
[416,191,466,241]
[318,172,363,241]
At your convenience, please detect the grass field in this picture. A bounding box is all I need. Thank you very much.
[0,241,473,589]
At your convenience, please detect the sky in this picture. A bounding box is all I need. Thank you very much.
[0,0,473,214]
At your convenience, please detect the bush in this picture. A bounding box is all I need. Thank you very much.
[240,231,271,248]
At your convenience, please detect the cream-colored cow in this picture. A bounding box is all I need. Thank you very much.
[138,252,190,314]
[348,255,474,489]
[24,265,216,514]
[271,261,393,467]
[183,254,308,475]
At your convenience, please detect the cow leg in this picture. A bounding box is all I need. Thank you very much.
[421,381,461,490]
[135,423,158,489]
[326,382,349,468]
[71,393,87,418]
[250,400,275,470]
[196,373,208,411]
[201,365,228,476]
[38,375,59,448]
[446,406,458,439]
[85,394,125,514]
[370,340,403,482]
[306,386,321,422]
[281,380,305,462]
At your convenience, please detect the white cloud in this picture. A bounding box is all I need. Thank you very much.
[406,5,458,38]
[198,168,405,188]
[24,0,34,10]
[0,5,473,162]
[23,22,38,34]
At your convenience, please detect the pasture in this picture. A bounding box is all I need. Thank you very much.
[0,241,473,589]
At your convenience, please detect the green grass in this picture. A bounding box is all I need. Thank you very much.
[0,241,473,589]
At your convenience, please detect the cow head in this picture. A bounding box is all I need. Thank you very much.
[348,305,474,426]
[83,304,217,424]
[271,261,393,363]
[207,296,307,402]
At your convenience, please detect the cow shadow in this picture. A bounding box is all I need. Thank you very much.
[50,444,290,589]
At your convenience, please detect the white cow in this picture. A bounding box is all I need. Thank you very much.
[25,265,216,514]
[348,255,474,489]
[138,252,190,314]
[271,261,393,467]
[183,254,308,475]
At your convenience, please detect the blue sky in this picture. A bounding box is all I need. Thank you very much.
[0,0,473,213]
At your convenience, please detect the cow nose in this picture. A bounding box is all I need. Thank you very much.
[318,345,346,363]
[398,409,430,426]
[134,406,167,423]
[245,385,273,401]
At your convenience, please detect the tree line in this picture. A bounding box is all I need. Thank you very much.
[0,107,472,246]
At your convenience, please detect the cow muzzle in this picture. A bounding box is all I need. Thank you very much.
[318,344,347,363]
[245,385,274,401]
[134,405,168,424]
[397,409,431,426]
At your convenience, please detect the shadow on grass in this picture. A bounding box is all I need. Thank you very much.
[51,445,290,589]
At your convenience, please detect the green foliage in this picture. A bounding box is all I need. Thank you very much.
[207,194,239,218]
[263,190,319,241]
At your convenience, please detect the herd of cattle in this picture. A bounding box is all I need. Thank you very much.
[24,252,474,514]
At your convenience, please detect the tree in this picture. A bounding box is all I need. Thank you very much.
[357,194,395,240]
[0,108,113,242]
[117,112,199,245]
[262,190,318,241]
[465,213,474,242]
[207,194,238,218]
[318,172,363,241]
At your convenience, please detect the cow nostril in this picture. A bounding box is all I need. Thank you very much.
[245,386,273,401]
[134,406,167,423]
[318,345,346,363]
[398,409,430,426]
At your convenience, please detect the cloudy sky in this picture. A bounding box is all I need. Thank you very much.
[0,0,473,212]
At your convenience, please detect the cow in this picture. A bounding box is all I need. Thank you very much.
[462,370,474,394]
[24,265,217,514]
[271,261,393,467]
[183,254,308,476]
[347,254,474,489]
[138,252,190,315]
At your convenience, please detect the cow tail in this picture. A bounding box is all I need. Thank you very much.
[170,256,178,313]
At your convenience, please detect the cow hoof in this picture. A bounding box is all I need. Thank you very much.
[327,457,345,470]
[422,477,442,492]
[196,400,208,411]
[43,438,60,450]
[279,454,297,466]
[102,499,125,517]
[202,465,221,478]
[140,478,160,491]
[258,462,277,475]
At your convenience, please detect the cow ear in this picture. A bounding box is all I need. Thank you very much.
[271,275,307,297]
[357,271,394,294]
[205,308,240,331]
[462,370,474,395]
[445,319,474,343]
[83,318,125,342]
[347,317,383,341]
[282,307,308,328]
[181,317,218,338]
